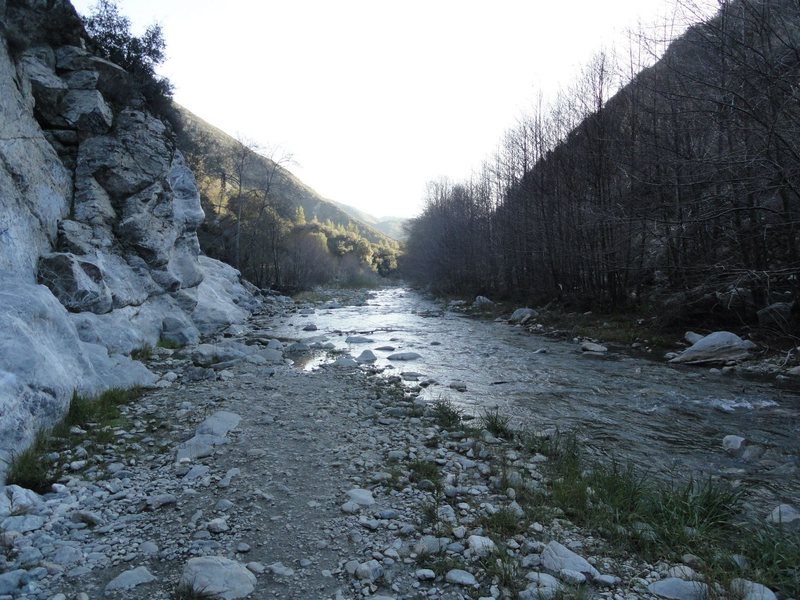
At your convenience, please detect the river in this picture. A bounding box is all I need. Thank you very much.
[268,287,800,516]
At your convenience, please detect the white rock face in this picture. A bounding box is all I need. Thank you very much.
[0,7,260,481]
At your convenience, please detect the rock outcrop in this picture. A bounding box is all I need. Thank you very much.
[0,0,260,479]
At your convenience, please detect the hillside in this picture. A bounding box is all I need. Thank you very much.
[174,106,398,247]
[403,0,799,332]
[329,199,409,241]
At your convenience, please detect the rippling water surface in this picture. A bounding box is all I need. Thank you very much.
[268,287,800,511]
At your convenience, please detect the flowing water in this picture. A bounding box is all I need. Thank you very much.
[268,287,800,513]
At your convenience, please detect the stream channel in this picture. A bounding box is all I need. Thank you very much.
[268,287,800,517]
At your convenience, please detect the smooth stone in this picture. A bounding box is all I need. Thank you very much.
[181,556,256,600]
[104,566,156,591]
[387,352,421,361]
[540,541,600,579]
[730,578,777,600]
[467,535,496,556]
[445,569,477,586]
[416,569,436,580]
[648,578,709,600]
[355,559,383,581]
[581,341,608,353]
[268,562,295,577]
[767,503,799,524]
[346,488,375,506]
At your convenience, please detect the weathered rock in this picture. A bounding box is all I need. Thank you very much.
[387,352,421,361]
[355,559,383,581]
[467,535,496,556]
[59,90,113,133]
[197,411,241,437]
[356,350,377,363]
[346,488,375,506]
[669,331,756,365]
[472,295,494,309]
[510,307,538,323]
[105,566,156,591]
[722,435,746,454]
[756,302,794,329]
[767,503,799,525]
[445,569,477,586]
[38,252,113,314]
[181,556,256,600]
[540,541,600,579]
[730,578,777,600]
[581,341,608,353]
[648,578,708,600]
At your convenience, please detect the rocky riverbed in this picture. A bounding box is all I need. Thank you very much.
[0,294,796,600]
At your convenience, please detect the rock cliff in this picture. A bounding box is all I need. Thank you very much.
[0,0,260,479]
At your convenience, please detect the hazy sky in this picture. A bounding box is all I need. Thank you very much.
[71,0,709,218]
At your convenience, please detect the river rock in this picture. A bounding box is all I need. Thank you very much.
[387,352,421,361]
[181,556,256,599]
[730,578,777,600]
[346,489,375,506]
[520,572,562,600]
[722,434,746,454]
[648,578,708,600]
[355,559,383,581]
[346,335,374,344]
[510,307,538,323]
[756,302,794,329]
[105,566,156,591]
[669,331,755,365]
[472,296,494,309]
[355,350,377,363]
[332,356,359,368]
[197,411,241,437]
[766,503,799,525]
[0,570,29,595]
[445,569,477,586]
[540,541,600,579]
[467,535,496,556]
[581,341,608,353]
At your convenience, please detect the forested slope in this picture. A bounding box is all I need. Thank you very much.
[403,0,799,330]
[175,106,400,289]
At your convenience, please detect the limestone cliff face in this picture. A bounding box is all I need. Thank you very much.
[0,0,260,478]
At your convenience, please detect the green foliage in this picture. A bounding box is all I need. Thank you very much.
[431,397,461,429]
[482,507,522,537]
[5,387,141,492]
[481,409,513,439]
[156,339,184,350]
[408,460,441,486]
[738,525,800,598]
[480,548,522,593]
[5,431,52,493]
[131,345,152,361]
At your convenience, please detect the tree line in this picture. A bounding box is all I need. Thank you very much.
[176,118,400,291]
[403,0,799,328]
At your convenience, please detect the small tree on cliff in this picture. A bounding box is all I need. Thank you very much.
[81,0,173,113]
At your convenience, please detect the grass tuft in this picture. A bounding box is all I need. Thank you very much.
[481,408,513,439]
[431,397,461,429]
[131,345,153,361]
[5,431,53,493]
[482,507,521,537]
[157,339,184,350]
[408,460,441,486]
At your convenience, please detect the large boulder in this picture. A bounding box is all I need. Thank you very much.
[669,331,756,365]
[0,281,155,480]
[510,307,538,323]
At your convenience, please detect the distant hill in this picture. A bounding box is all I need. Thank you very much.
[329,200,409,241]
[174,105,399,247]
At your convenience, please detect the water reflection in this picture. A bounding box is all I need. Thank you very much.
[269,287,800,512]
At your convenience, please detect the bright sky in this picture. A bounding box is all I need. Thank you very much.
[71,0,712,218]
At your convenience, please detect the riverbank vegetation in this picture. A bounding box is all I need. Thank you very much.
[402,0,799,336]
[424,399,800,597]
[6,388,142,493]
